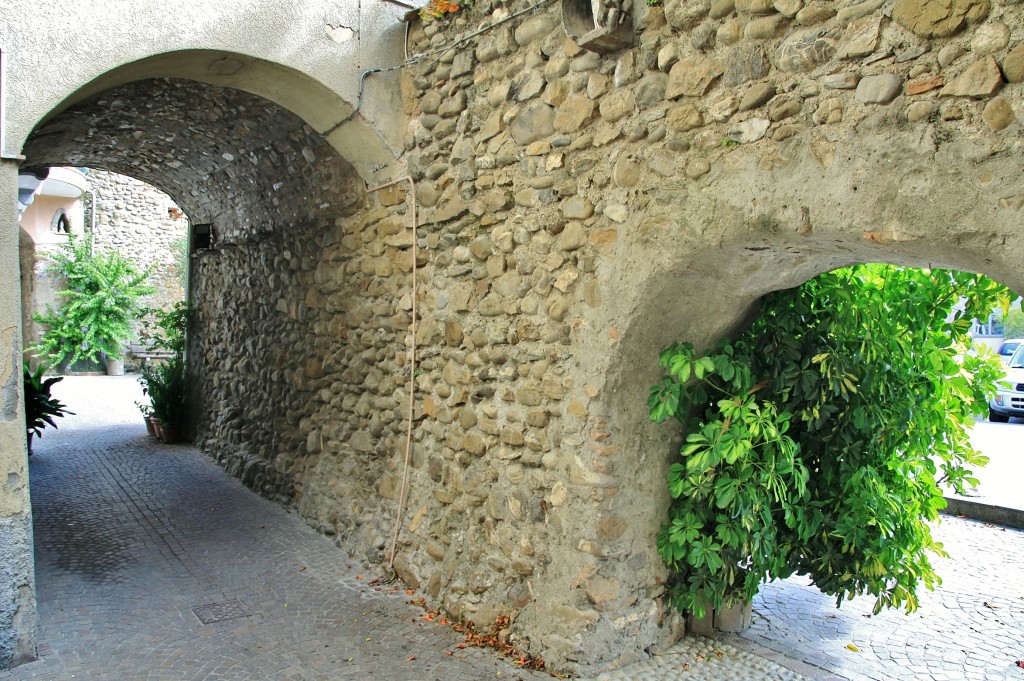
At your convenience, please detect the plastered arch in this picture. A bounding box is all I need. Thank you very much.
[1,0,409,183]
[34,50,404,185]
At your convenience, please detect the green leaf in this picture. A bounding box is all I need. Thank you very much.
[714,476,740,509]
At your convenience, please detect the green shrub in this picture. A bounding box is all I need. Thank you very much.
[33,234,154,367]
[649,265,1006,618]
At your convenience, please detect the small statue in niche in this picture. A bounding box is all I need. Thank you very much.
[562,0,634,53]
[591,0,633,27]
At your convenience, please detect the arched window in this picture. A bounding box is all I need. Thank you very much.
[51,208,72,234]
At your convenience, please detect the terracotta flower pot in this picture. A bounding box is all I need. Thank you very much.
[160,424,182,444]
[144,416,156,437]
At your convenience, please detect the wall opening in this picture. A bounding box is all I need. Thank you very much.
[13,58,372,671]
[595,233,1024,675]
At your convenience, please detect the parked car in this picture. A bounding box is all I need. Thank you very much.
[989,344,1024,422]
[996,338,1024,364]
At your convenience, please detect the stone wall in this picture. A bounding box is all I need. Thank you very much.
[278,0,1024,674]
[87,170,188,313]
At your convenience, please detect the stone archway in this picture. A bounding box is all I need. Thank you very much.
[540,133,1024,672]
[22,75,368,238]
[2,51,385,665]
[34,50,403,186]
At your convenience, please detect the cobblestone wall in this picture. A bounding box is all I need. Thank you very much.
[280,0,1024,675]
[87,170,188,312]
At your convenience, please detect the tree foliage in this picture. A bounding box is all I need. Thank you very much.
[1002,305,1024,339]
[33,234,154,366]
[649,265,1008,619]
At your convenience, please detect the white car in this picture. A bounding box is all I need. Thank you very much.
[989,344,1024,422]
[996,338,1024,364]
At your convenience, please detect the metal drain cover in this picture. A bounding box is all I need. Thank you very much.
[192,599,253,625]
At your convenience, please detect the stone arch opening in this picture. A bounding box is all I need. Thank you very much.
[23,74,368,239]
[578,221,1024,669]
[18,64,373,548]
[17,49,401,185]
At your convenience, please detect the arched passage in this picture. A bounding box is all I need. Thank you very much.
[20,64,373,449]
[4,51,384,666]
[23,74,368,236]
[27,50,403,185]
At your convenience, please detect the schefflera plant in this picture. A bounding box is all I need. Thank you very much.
[649,341,810,619]
[649,265,1006,620]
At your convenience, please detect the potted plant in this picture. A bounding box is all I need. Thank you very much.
[135,392,156,436]
[24,363,74,454]
[136,302,190,443]
[32,234,154,373]
[139,355,188,443]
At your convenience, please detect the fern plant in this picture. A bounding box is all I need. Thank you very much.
[33,234,154,367]
[139,354,188,429]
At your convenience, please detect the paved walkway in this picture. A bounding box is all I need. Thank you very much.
[2,376,549,681]
[732,517,1024,680]
[3,376,1023,680]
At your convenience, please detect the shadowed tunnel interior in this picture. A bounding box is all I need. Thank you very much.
[22,76,366,240]
[19,70,375,500]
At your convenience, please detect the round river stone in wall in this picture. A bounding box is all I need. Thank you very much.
[971,22,1010,55]
[1004,45,1024,83]
[982,97,1015,131]
[855,74,903,104]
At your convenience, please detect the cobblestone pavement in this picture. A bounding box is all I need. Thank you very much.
[724,516,1024,681]
[1,376,550,681]
[4,376,1023,681]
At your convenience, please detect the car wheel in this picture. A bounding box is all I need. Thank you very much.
[989,409,1010,423]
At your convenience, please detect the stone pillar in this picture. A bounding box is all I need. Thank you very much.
[0,159,38,669]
